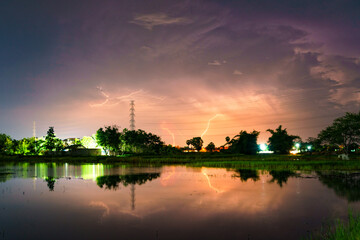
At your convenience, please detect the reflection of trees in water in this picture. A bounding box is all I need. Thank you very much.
[96,173,161,190]
[268,170,298,187]
[317,171,360,202]
[0,172,13,183]
[45,177,56,191]
[232,169,259,182]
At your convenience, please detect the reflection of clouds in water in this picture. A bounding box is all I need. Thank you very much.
[89,201,110,220]
[89,200,145,221]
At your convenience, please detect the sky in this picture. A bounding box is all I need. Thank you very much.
[1,0,360,146]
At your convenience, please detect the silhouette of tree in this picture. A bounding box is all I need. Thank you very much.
[95,125,122,155]
[267,125,300,154]
[186,139,191,149]
[122,129,164,154]
[318,112,360,154]
[44,127,57,152]
[205,142,215,152]
[226,130,259,154]
[186,137,203,151]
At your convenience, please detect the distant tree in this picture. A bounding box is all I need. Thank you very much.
[95,125,122,155]
[318,112,360,155]
[54,138,65,152]
[160,145,182,154]
[205,142,216,152]
[122,129,164,154]
[306,137,324,152]
[186,137,203,151]
[0,133,13,154]
[15,138,37,155]
[267,125,300,154]
[35,138,46,155]
[44,127,57,152]
[225,136,230,143]
[226,130,260,154]
[186,140,191,149]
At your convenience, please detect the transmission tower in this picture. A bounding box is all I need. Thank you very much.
[33,121,37,153]
[33,121,36,139]
[130,100,135,130]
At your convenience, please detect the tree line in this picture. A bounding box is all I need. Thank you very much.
[0,111,359,156]
[181,111,360,155]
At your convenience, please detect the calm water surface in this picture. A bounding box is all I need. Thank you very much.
[0,162,359,240]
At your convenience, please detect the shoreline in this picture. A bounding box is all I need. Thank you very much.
[1,154,360,171]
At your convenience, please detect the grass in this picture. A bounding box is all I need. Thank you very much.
[0,153,360,171]
[306,211,360,240]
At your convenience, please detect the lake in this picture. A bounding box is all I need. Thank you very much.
[0,162,359,240]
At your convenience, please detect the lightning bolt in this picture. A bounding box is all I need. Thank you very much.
[162,127,176,146]
[89,87,110,107]
[90,87,165,107]
[201,114,223,138]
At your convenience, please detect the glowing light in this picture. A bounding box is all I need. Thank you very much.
[290,150,300,155]
[202,168,224,193]
[295,143,300,149]
[162,127,175,146]
[201,114,223,138]
[260,143,267,151]
[307,145,312,150]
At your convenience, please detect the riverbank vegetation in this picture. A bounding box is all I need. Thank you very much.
[306,211,360,240]
[1,111,360,159]
[1,154,360,171]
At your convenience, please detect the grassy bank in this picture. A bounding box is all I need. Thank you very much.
[1,153,360,171]
[306,211,360,240]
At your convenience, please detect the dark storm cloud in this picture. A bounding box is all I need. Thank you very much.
[0,0,359,144]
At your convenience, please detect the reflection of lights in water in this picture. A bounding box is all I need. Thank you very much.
[160,166,176,186]
[201,114,223,138]
[162,127,176,146]
[202,169,224,193]
[296,177,300,194]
